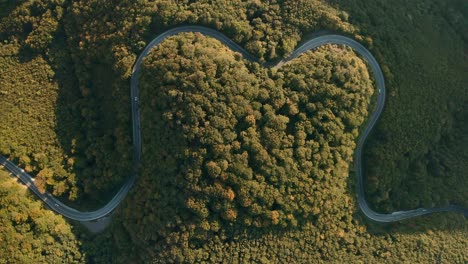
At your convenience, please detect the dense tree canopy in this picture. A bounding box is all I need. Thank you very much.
[124,32,372,236]
[0,169,83,263]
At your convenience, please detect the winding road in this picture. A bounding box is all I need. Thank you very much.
[1,26,466,223]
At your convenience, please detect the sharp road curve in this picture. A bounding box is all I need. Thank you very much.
[1,26,466,222]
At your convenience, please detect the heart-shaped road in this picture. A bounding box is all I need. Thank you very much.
[1,26,466,223]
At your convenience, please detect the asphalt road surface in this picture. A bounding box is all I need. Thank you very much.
[1,26,466,222]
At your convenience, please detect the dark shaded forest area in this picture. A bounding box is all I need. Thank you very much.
[0,0,466,262]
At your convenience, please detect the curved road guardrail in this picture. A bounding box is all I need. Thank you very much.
[1,26,466,222]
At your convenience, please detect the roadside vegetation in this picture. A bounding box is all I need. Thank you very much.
[0,0,131,207]
[338,0,468,211]
[0,0,466,262]
[0,169,83,263]
[124,31,373,246]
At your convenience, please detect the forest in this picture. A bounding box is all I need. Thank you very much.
[0,0,466,262]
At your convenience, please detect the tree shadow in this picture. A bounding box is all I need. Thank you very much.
[0,0,27,20]
[41,25,135,262]
[40,23,132,211]
[326,0,468,235]
[3,14,134,260]
[345,133,467,238]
